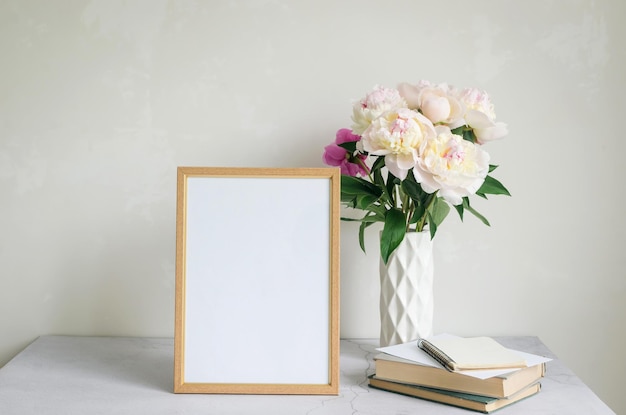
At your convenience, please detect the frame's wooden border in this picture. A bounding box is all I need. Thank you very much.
[174,167,340,395]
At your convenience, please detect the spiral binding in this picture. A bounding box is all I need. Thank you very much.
[417,339,456,372]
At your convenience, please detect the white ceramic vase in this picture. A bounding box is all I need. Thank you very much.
[379,230,434,347]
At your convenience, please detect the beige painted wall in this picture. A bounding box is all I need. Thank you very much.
[1,0,624,412]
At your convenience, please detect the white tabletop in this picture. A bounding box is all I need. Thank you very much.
[0,335,615,414]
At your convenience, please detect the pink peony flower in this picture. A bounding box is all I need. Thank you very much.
[323,129,368,176]
[335,128,361,145]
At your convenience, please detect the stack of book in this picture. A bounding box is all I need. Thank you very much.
[368,335,549,413]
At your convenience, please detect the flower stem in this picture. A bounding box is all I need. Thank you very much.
[395,185,401,209]
[355,157,373,183]
[416,192,438,232]
[406,199,415,232]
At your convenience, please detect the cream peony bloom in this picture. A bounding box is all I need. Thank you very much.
[397,80,431,109]
[458,88,508,144]
[413,126,490,205]
[361,108,436,180]
[351,85,406,135]
[398,81,465,128]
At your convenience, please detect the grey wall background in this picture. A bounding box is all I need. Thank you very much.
[1,0,624,412]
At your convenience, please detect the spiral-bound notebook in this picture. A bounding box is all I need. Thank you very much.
[417,336,528,372]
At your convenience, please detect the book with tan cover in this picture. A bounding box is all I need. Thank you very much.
[374,353,545,398]
[369,375,541,413]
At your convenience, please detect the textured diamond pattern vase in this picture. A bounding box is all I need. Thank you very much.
[379,231,434,347]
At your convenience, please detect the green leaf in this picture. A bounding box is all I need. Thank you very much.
[401,178,423,204]
[450,126,464,136]
[371,156,386,172]
[488,164,499,173]
[410,204,426,224]
[380,208,406,265]
[373,165,385,187]
[356,194,379,209]
[386,171,398,206]
[337,141,357,152]
[427,212,438,239]
[429,197,450,228]
[341,191,358,208]
[341,197,357,209]
[462,129,477,143]
[373,165,392,204]
[405,170,430,205]
[341,175,382,196]
[450,126,477,143]
[340,213,384,223]
[454,203,465,221]
[477,175,511,196]
[463,197,491,226]
[344,213,384,253]
[365,203,387,217]
[358,221,373,253]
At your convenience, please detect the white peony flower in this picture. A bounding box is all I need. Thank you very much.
[458,88,508,144]
[413,126,490,205]
[397,80,432,109]
[398,81,466,128]
[465,110,508,144]
[361,108,436,180]
[351,85,407,135]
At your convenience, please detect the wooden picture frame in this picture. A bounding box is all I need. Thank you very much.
[174,167,340,394]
